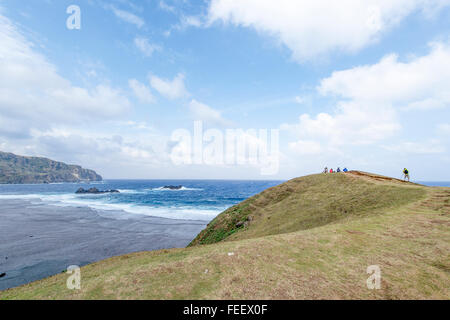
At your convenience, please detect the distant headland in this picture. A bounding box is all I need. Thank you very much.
[0,151,102,184]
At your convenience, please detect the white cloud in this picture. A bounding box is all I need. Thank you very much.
[159,1,176,13]
[283,41,450,154]
[0,13,166,178]
[122,120,153,131]
[134,37,161,57]
[150,73,189,100]
[21,126,169,175]
[181,15,203,28]
[0,14,131,137]
[319,42,450,110]
[294,96,305,104]
[164,15,205,36]
[128,79,156,104]
[383,140,446,154]
[283,101,400,148]
[188,99,230,126]
[111,7,145,28]
[207,0,450,61]
[437,123,450,136]
[288,140,322,155]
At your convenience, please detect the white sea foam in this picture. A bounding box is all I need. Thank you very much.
[0,192,220,221]
[117,189,146,194]
[0,194,42,200]
[150,186,203,191]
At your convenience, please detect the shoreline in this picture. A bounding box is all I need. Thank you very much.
[0,199,207,291]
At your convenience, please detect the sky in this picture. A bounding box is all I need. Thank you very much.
[0,0,449,180]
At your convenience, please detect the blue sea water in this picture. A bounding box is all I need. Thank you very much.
[0,180,284,221]
[0,180,447,221]
[0,179,448,290]
[0,180,284,290]
[417,181,450,187]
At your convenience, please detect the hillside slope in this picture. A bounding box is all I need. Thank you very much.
[190,171,425,245]
[0,151,102,184]
[1,172,449,299]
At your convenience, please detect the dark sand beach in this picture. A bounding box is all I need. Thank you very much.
[0,199,206,290]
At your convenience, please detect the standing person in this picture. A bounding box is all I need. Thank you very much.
[337,167,341,173]
[403,168,410,181]
[330,168,334,173]
[323,167,328,174]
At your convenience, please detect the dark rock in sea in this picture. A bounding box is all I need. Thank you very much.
[0,273,6,278]
[162,185,183,190]
[75,187,120,194]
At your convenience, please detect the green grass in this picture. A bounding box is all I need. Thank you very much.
[0,151,101,184]
[190,172,426,245]
[1,171,449,300]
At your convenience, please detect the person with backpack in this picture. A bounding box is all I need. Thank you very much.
[337,167,341,173]
[403,168,410,181]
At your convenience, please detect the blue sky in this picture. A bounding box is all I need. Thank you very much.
[0,0,449,180]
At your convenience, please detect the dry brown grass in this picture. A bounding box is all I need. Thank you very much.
[190,171,426,245]
[1,172,449,300]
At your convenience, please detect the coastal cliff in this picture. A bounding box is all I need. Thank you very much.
[0,151,102,184]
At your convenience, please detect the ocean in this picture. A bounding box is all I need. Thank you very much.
[0,179,448,290]
[416,181,450,187]
[0,180,446,219]
[0,179,282,290]
[0,180,284,221]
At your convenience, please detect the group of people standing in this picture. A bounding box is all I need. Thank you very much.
[322,166,411,182]
[323,167,348,174]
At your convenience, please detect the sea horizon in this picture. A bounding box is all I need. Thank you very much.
[0,179,282,290]
[1,178,449,291]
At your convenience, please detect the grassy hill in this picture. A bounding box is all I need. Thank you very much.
[1,171,449,299]
[190,172,426,245]
[0,151,102,184]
